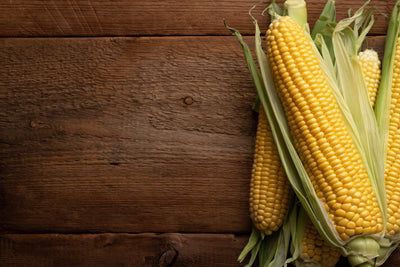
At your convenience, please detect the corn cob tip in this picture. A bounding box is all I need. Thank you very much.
[359,49,381,108]
[359,49,379,61]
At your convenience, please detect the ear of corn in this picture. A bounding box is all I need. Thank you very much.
[267,15,383,241]
[250,107,291,234]
[375,0,400,239]
[359,49,381,108]
[384,37,400,236]
[256,0,384,253]
[255,5,390,265]
[297,215,341,267]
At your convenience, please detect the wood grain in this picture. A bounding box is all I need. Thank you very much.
[0,36,257,233]
[0,0,394,37]
[0,233,247,266]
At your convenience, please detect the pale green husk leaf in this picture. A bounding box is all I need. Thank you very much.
[311,0,336,59]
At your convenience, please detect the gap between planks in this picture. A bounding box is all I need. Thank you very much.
[0,0,393,37]
[0,33,389,39]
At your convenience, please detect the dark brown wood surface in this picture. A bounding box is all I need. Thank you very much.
[0,36,256,234]
[0,0,395,37]
[0,233,247,266]
[1,0,399,266]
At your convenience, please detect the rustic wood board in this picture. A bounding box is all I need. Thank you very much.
[0,36,257,233]
[0,0,394,37]
[0,233,247,266]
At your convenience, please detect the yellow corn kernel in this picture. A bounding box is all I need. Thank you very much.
[299,219,341,267]
[249,107,291,234]
[386,37,400,235]
[359,49,381,108]
[266,16,383,240]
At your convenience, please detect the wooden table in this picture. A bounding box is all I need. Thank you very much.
[0,0,398,266]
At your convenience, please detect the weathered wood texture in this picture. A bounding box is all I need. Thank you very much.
[0,0,394,37]
[0,36,257,233]
[0,36,386,235]
[0,233,247,266]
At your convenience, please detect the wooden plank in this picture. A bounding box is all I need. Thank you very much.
[0,36,386,234]
[0,0,394,37]
[0,36,257,233]
[1,233,399,266]
[0,233,247,266]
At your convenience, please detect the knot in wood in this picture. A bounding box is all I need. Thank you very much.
[183,96,194,105]
[30,120,50,129]
[158,248,178,267]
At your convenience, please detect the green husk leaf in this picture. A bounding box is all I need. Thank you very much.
[263,234,279,265]
[260,232,279,267]
[246,238,262,267]
[355,8,374,51]
[311,0,336,38]
[266,0,284,19]
[238,227,261,263]
[258,238,268,266]
[314,33,337,91]
[311,0,336,58]
[331,1,372,53]
[267,215,292,267]
[285,204,304,265]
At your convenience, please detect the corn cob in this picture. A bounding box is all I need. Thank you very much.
[266,16,383,241]
[359,49,381,108]
[250,107,291,234]
[299,219,341,267]
[385,37,400,236]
